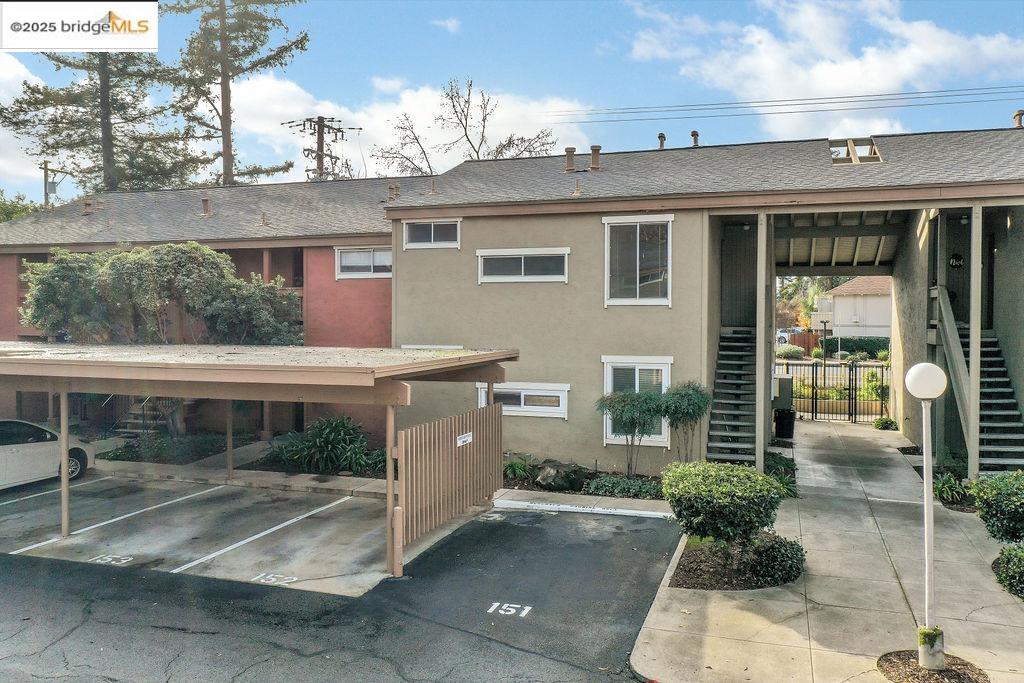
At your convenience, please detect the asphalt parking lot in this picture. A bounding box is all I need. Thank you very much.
[0,507,681,681]
[0,473,389,596]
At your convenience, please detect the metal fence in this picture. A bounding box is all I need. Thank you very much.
[395,403,502,551]
[776,360,890,422]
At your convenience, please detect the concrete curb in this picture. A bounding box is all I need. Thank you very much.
[628,532,689,682]
[492,498,675,520]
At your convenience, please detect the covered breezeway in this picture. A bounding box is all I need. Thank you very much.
[0,342,517,587]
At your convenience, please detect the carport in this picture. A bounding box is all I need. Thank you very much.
[0,342,517,578]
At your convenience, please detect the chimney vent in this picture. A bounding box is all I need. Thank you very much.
[564,147,576,172]
[658,132,666,150]
[590,145,601,171]
[387,184,396,201]
[393,182,400,198]
[1015,110,1024,129]
[429,178,438,194]
[200,197,211,216]
[82,199,93,215]
[690,130,700,147]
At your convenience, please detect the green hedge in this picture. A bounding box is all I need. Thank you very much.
[821,336,890,357]
[748,533,805,586]
[583,474,663,499]
[996,544,1024,598]
[970,472,1024,543]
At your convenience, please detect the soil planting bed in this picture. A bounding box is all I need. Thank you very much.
[877,651,989,682]
[668,532,797,591]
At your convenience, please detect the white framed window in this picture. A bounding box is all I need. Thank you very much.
[601,355,672,447]
[403,219,461,250]
[602,214,673,307]
[477,382,569,419]
[335,247,392,279]
[476,247,570,284]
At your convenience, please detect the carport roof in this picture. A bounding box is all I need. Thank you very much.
[0,342,518,405]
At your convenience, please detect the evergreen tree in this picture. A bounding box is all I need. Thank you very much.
[0,190,39,223]
[0,53,211,192]
[164,0,309,185]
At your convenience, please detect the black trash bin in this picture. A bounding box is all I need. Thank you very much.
[774,408,796,439]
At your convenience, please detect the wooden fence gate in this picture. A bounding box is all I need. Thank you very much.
[386,403,502,575]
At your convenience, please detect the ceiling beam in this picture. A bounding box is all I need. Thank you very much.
[874,236,886,266]
[852,236,863,266]
[774,224,905,239]
[777,265,893,276]
[830,237,840,266]
[809,238,816,267]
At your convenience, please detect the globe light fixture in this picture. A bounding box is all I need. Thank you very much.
[905,362,948,671]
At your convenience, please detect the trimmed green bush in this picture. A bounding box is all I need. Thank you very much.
[995,544,1024,598]
[873,416,898,431]
[583,474,663,499]
[934,472,967,504]
[503,455,535,480]
[101,432,255,464]
[268,416,370,476]
[875,349,890,363]
[746,533,805,586]
[822,336,890,357]
[833,350,850,360]
[662,461,785,543]
[775,344,804,359]
[969,472,1024,543]
[847,351,870,363]
[810,347,824,359]
[662,381,712,459]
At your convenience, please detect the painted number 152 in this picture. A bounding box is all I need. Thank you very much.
[487,602,532,617]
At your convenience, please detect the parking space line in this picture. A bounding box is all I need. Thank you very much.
[169,496,353,574]
[0,477,114,508]
[9,485,226,555]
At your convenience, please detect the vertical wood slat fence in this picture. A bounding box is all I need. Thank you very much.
[387,403,502,575]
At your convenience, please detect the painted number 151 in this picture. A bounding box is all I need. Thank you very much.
[487,602,532,617]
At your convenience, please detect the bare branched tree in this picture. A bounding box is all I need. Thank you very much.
[372,78,556,176]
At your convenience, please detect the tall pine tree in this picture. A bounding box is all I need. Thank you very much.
[164,0,309,185]
[0,53,211,193]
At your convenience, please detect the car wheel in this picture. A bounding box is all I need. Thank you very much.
[66,450,87,481]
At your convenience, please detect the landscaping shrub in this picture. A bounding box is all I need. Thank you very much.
[583,474,663,499]
[746,533,805,586]
[810,347,823,359]
[859,370,888,401]
[832,350,850,360]
[503,455,535,481]
[662,381,712,460]
[595,391,664,477]
[764,451,796,477]
[873,416,898,431]
[969,472,1024,543]
[101,432,253,464]
[847,351,870,363]
[936,449,968,480]
[363,448,387,475]
[995,544,1024,599]
[267,416,370,476]
[775,344,804,360]
[875,349,890,363]
[771,473,798,498]
[821,336,889,357]
[662,461,785,543]
[934,472,967,504]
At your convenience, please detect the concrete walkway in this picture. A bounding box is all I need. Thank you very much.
[631,420,1024,682]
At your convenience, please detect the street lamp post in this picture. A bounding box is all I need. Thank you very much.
[905,362,948,671]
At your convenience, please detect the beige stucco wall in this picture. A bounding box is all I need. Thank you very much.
[830,294,892,337]
[890,209,931,445]
[392,210,709,476]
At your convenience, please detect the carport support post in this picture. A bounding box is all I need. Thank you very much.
[754,211,768,473]
[59,391,70,538]
[385,404,398,576]
[968,204,982,480]
[486,382,494,405]
[225,400,234,479]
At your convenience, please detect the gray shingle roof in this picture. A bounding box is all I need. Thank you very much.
[0,176,433,247]
[390,128,1024,208]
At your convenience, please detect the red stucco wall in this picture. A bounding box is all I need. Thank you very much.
[303,246,391,347]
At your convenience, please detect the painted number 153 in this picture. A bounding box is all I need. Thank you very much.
[487,602,532,617]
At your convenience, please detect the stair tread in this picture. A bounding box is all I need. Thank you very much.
[708,430,756,437]
[707,453,756,462]
[980,445,1024,452]
[980,433,1024,439]
[980,458,1024,465]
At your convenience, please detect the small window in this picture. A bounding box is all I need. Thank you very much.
[476,248,570,283]
[476,382,569,419]
[404,220,461,249]
[335,248,392,279]
[0,421,56,446]
[600,356,672,446]
[603,215,672,306]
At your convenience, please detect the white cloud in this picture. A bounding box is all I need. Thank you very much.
[430,17,461,34]
[371,76,406,94]
[0,54,45,184]
[230,73,589,180]
[629,0,1024,139]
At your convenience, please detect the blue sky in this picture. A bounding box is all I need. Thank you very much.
[2,0,1023,201]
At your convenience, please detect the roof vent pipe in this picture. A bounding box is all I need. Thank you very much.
[1014,110,1024,129]
[82,199,93,215]
[564,147,576,172]
[690,130,700,147]
[590,145,601,171]
[658,132,666,150]
[201,197,211,216]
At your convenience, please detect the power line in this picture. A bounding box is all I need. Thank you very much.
[544,84,1024,116]
[549,96,1024,125]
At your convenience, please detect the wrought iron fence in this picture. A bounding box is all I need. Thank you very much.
[776,360,890,422]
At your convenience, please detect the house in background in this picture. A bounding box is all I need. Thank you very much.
[0,176,432,442]
[812,275,892,338]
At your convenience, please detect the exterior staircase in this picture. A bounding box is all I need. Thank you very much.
[960,331,1024,470]
[114,397,167,439]
[707,328,757,463]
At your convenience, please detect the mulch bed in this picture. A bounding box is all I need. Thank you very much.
[899,446,923,456]
[669,532,789,591]
[877,651,989,682]
[237,456,385,479]
[941,501,977,513]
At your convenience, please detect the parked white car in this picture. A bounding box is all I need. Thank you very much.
[0,419,94,490]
